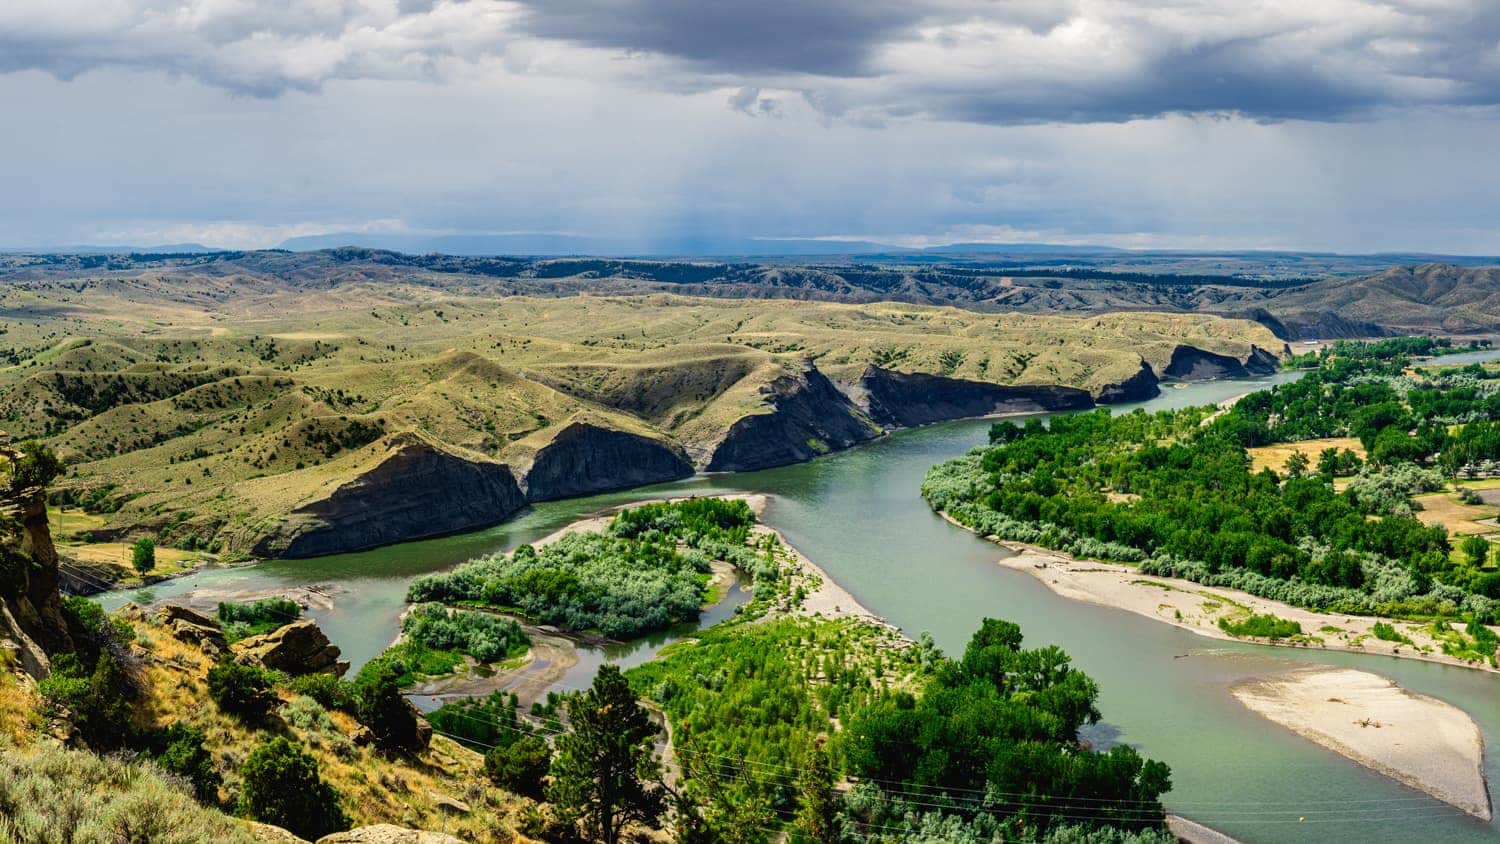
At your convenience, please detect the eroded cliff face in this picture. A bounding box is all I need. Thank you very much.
[854,366,1095,428]
[251,433,526,559]
[520,421,693,502]
[704,362,881,472]
[1163,344,1280,381]
[1,486,71,677]
[1094,360,1161,404]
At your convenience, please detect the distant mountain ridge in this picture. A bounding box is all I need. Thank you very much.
[1,248,1496,339]
[274,232,1131,257]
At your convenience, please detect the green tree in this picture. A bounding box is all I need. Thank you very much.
[131,537,156,575]
[6,440,62,492]
[792,738,842,844]
[1283,451,1310,478]
[237,737,349,840]
[484,734,552,800]
[1316,447,1342,478]
[548,665,665,844]
[1461,534,1490,568]
[352,658,430,753]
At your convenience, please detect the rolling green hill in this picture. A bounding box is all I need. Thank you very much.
[0,265,1281,558]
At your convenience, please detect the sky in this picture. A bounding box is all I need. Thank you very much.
[3,1,1500,254]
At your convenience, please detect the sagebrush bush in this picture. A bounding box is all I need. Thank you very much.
[0,740,258,843]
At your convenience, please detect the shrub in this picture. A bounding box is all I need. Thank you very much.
[39,648,137,750]
[217,598,301,643]
[237,737,349,840]
[282,695,336,733]
[1371,621,1413,645]
[206,659,276,720]
[6,440,62,492]
[352,659,428,753]
[288,672,355,712]
[147,723,221,804]
[1217,614,1302,639]
[0,742,259,843]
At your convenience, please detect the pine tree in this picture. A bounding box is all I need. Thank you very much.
[548,665,665,843]
[794,737,843,843]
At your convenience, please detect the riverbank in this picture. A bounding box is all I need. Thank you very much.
[1231,667,1491,820]
[936,513,1497,827]
[935,510,1500,675]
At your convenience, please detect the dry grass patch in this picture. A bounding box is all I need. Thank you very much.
[63,542,207,578]
[1248,437,1365,474]
[1412,491,1499,536]
[125,617,540,842]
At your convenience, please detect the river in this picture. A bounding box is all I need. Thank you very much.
[102,369,1499,843]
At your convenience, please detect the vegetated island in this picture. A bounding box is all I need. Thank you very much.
[1232,667,1491,821]
[377,495,897,710]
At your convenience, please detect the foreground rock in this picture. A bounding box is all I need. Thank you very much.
[1232,667,1491,820]
[233,618,348,676]
[248,824,462,844]
[318,825,461,844]
[156,604,229,657]
[0,466,71,677]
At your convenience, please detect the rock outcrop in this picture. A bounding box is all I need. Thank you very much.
[233,619,347,677]
[704,361,880,472]
[0,472,71,678]
[520,420,693,502]
[1163,344,1279,381]
[1094,360,1161,404]
[252,433,527,558]
[854,366,1095,428]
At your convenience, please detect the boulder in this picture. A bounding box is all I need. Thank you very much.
[155,604,219,628]
[155,604,228,657]
[428,791,471,815]
[245,821,309,842]
[316,825,461,844]
[233,619,347,677]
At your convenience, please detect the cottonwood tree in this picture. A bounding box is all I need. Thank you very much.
[548,665,665,843]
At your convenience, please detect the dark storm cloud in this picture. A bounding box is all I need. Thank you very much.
[510,0,930,76]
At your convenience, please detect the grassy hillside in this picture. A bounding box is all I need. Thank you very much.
[0,264,1278,556]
